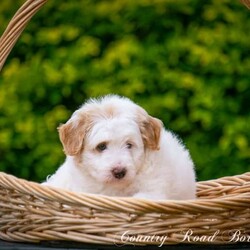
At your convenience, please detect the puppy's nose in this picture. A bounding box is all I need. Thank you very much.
[112,167,127,179]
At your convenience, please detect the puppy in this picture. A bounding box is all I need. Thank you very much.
[44,95,196,200]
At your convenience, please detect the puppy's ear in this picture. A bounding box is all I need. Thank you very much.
[137,109,163,150]
[58,114,89,156]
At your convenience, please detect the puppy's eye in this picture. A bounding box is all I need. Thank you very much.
[96,142,107,152]
[126,142,133,149]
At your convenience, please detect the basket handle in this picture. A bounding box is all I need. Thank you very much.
[0,0,47,71]
[241,0,250,9]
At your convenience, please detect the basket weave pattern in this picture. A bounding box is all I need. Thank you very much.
[0,172,250,245]
[0,0,250,246]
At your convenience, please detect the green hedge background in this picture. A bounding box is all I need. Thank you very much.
[0,0,249,182]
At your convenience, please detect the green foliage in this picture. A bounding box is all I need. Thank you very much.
[0,0,249,182]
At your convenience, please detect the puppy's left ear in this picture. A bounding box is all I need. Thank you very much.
[58,114,89,156]
[137,109,163,150]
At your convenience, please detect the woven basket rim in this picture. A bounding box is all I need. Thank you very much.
[1,171,250,245]
[1,171,250,214]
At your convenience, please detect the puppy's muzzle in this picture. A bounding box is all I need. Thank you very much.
[111,167,127,179]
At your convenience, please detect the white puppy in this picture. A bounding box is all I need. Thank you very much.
[44,95,196,200]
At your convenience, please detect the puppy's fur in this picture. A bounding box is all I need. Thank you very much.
[44,95,196,200]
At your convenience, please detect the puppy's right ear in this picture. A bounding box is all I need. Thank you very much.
[58,114,89,156]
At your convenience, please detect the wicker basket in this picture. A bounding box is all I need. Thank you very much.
[0,0,250,246]
[0,172,250,245]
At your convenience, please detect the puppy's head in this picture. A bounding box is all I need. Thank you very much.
[58,95,162,185]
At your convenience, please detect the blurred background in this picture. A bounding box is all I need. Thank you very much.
[0,0,249,182]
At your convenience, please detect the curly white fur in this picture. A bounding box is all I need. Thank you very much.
[43,95,196,200]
